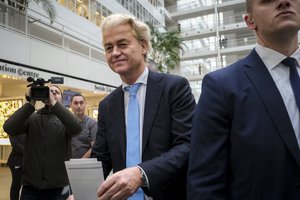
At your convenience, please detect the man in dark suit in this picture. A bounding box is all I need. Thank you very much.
[187,0,300,199]
[91,14,195,200]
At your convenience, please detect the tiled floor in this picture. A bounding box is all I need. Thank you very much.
[0,165,11,200]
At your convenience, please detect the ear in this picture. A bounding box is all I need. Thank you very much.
[244,14,256,30]
[140,40,148,55]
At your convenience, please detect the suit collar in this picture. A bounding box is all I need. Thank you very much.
[244,49,300,167]
[121,67,149,89]
[255,44,285,70]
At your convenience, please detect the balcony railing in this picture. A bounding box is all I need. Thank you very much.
[183,35,256,55]
[0,0,106,64]
[167,0,242,13]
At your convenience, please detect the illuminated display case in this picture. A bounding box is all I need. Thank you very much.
[92,109,98,119]
[0,98,23,163]
[0,98,23,139]
[87,107,98,120]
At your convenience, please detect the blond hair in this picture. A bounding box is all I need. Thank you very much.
[101,13,152,60]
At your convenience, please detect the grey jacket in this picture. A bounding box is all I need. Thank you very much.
[3,102,82,189]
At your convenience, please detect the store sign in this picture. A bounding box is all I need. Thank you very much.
[0,62,40,79]
[0,61,116,93]
[94,84,114,93]
[17,68,39,78]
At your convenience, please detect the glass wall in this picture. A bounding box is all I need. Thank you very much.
[57,0,163,28]
[116,0,160,25]
[57,0,112,26]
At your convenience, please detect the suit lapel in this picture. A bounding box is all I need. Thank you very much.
[110,87,126,163]
[244,50,300,167]
[142,71,164,154]
[112,73,164,164]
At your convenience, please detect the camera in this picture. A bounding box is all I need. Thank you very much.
[27,77,64,101]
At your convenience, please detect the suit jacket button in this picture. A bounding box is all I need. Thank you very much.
[295,183,300,191]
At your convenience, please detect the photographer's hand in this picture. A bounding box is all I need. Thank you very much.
[43,89,57,107]
[25,88,36,107]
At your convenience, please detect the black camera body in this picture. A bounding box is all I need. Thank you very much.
[27,77,64,101]
[30,85,50,101]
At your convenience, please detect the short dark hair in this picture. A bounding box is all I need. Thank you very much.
[71,93,85,103]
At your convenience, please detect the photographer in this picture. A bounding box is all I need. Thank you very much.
[3,84,82,200]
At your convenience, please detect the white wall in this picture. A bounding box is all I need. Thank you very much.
[0,28,121,91]
[28,2,102,45]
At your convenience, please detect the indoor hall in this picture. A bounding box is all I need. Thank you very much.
[0,73,110,200]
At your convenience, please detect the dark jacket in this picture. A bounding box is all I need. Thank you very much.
[3,102,82,189]
[92,70,196,200]
[187,49,300,199]
[7,134,26,167]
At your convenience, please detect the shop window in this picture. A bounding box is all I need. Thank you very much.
[0,99,23,138]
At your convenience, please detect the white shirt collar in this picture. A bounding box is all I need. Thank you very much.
[255,44,300,70]
[122,67,149,90]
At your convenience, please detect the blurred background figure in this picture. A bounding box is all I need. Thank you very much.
[7,134,25,200]
[70,93,97,158]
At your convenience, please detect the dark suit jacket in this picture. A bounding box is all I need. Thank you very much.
[187,49,300,199]
[7,134,26,167]
[92,70,196,200]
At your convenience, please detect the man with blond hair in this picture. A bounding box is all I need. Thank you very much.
[92,14,195,200]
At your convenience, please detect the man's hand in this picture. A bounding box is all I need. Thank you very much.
[67,194,74,200]
[43,89,57,106]
[25,88,36,107]
[97,166,143,200]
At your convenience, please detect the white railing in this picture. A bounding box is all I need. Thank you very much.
[0,0,105,64]
[183,35,256,54]
[219,14,244,25]
[167,0,241,13]
[167,1,213,13]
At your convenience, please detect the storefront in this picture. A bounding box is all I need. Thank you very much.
[0,59,116,163]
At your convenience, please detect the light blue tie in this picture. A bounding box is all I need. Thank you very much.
[125,83,144,200]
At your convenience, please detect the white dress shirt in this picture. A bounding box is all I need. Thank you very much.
[122,67,153,199]
[122,67,148,154]
[255,44,300,148]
